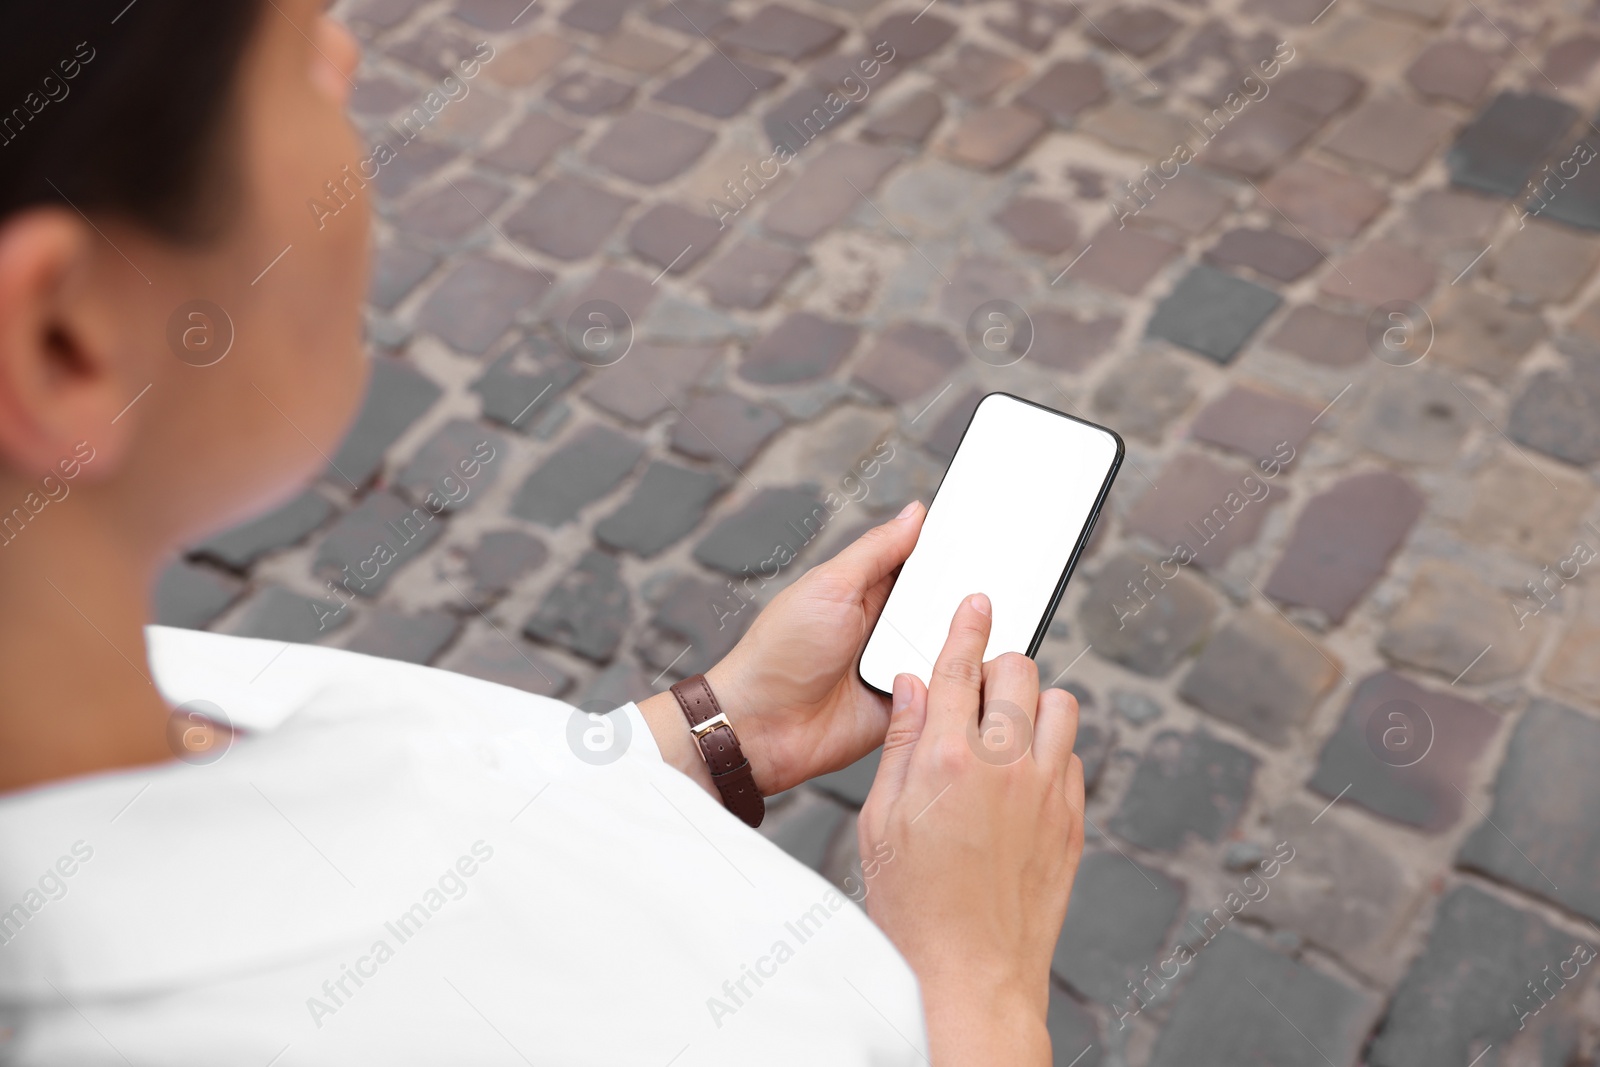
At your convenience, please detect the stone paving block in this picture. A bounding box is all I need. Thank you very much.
[992,195,1078,256]
[1073,223,1180,296]
[582,343,718,423]
[344,608,461,665]
[670,392,786,466]
[871,11,958,62]
[761,142,901,242]
[503,174,636,261]
[1126,451,1281,570]
[1137,176,1232,234]
[851,322,964,403]
[1508,339,1600,465]
[328,358,442,487]
[395,419,506,514]
[940,254,1033,322]
[472,347,583,431]
[1029,308,1121,373]
[1406,41,1495,105]
[368,242,438,310]
[415,255,545,354]
[387,23,480,79]
[559,0,638,34]
[1051,851,1184,1006]
[1146,264,1282,364]
[480,112,580,175]
[372,140,455,201]
[1015,60,1108,125]
[1547,32,1600,85]
[1258,158,1387,240]
[644,574,753,677]
[1491,219,1600,303]
[693,486,830,575]
[739,311,859,384]
[1146,930,1376,1067]
[1265,470,1422,623]
[482,33,572,88]
[1148,21,1279,103]
[762,83,867,153]
[1046,987,1102,1067]
[511,425,643,527]
[1458,699,1600,922]
[1273,65,1363,119]
[654,55,783,119]
[596,460,724,556]
[1079,551,1219,677]
[1465,452,1594,561]
[812,747,880,807]
[1404,188,1504,260]
[547,70,635,116]
[1255,801,1415,975]
[1323,95,1455,177]
[435,632,570,697]
[1078,98,1190,157]
[942,104,1047,171]
[461,529,549,597]
[222,585,345,644]
[1265,304,1367,366]
[548,266,658,339]
[155,561,244,631]
[1202,228,1321,282]
[1198,97,1323,178]
[1530,142,1600,232]
[523,549,630,660]
[648,0,737,36]
[922,387,986,461]
[1088,6,1180,55]
[1432,291,1545,383]
[1322,239,1435,307]
[723,4,844,59]
[984,0,1077,51]
[592,29,686,74]
[1369,885,1588,1067]
[1188,384,1317,464]
[197,491,335,570]
[763,791,851,871]
[861,89,944,145]
[1110,729,1257,851]
[1350,368,1472,464]
[1308,669,1498,831]
[1546,593,1600,704]
[1091,350,1196,442]
[627,203,725,274]
[1448,91,1579,198]
[1179,611,1337,746]
[587,111,716,185]
[934,43,1028,100]
[396,175,513,245]
[314,490,445,598]
[1382,560,1540,683]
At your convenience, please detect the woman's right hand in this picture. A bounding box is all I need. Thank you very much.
[858,593,1085,1067]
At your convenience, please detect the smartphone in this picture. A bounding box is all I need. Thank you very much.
[858,392,1123,694]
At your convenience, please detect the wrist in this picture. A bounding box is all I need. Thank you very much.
[704,657,779,794]
[920,973,1050,1067]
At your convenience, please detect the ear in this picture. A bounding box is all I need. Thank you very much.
[0,208,136,481]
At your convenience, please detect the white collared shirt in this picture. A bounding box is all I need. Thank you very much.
[0,627,927,1065]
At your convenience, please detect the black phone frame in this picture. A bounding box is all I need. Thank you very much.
[856,390,1125,696]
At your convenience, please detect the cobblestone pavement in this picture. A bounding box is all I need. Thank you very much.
[159,0,1600,1060]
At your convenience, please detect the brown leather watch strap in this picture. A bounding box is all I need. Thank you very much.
[669,674,765,828]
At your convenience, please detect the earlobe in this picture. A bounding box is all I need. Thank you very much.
[0,209,132,481]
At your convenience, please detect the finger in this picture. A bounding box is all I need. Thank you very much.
[1062,754,1086,864]
[862,673,928,838]
[1033,687,1080,778]
[821,500,924,598]
[924,593,992,739]
[982,652,1040,728]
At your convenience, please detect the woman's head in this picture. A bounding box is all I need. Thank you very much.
[0,0,370,561]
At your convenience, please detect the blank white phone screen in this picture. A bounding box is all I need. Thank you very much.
[859,393,1121,693]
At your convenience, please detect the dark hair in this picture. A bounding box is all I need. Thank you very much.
[0,0,264,241]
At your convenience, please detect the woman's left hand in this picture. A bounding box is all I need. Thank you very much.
[700,500,925,795]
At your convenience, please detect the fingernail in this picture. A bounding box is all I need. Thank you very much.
[892,674,912,711]
[970,593,991,616]
[897,500,920,520]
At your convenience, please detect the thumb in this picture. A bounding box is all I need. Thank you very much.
[864,673,927,832]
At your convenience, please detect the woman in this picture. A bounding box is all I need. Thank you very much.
[0,1,1086,1062]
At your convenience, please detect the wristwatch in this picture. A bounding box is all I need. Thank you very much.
[669,673,765,828]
